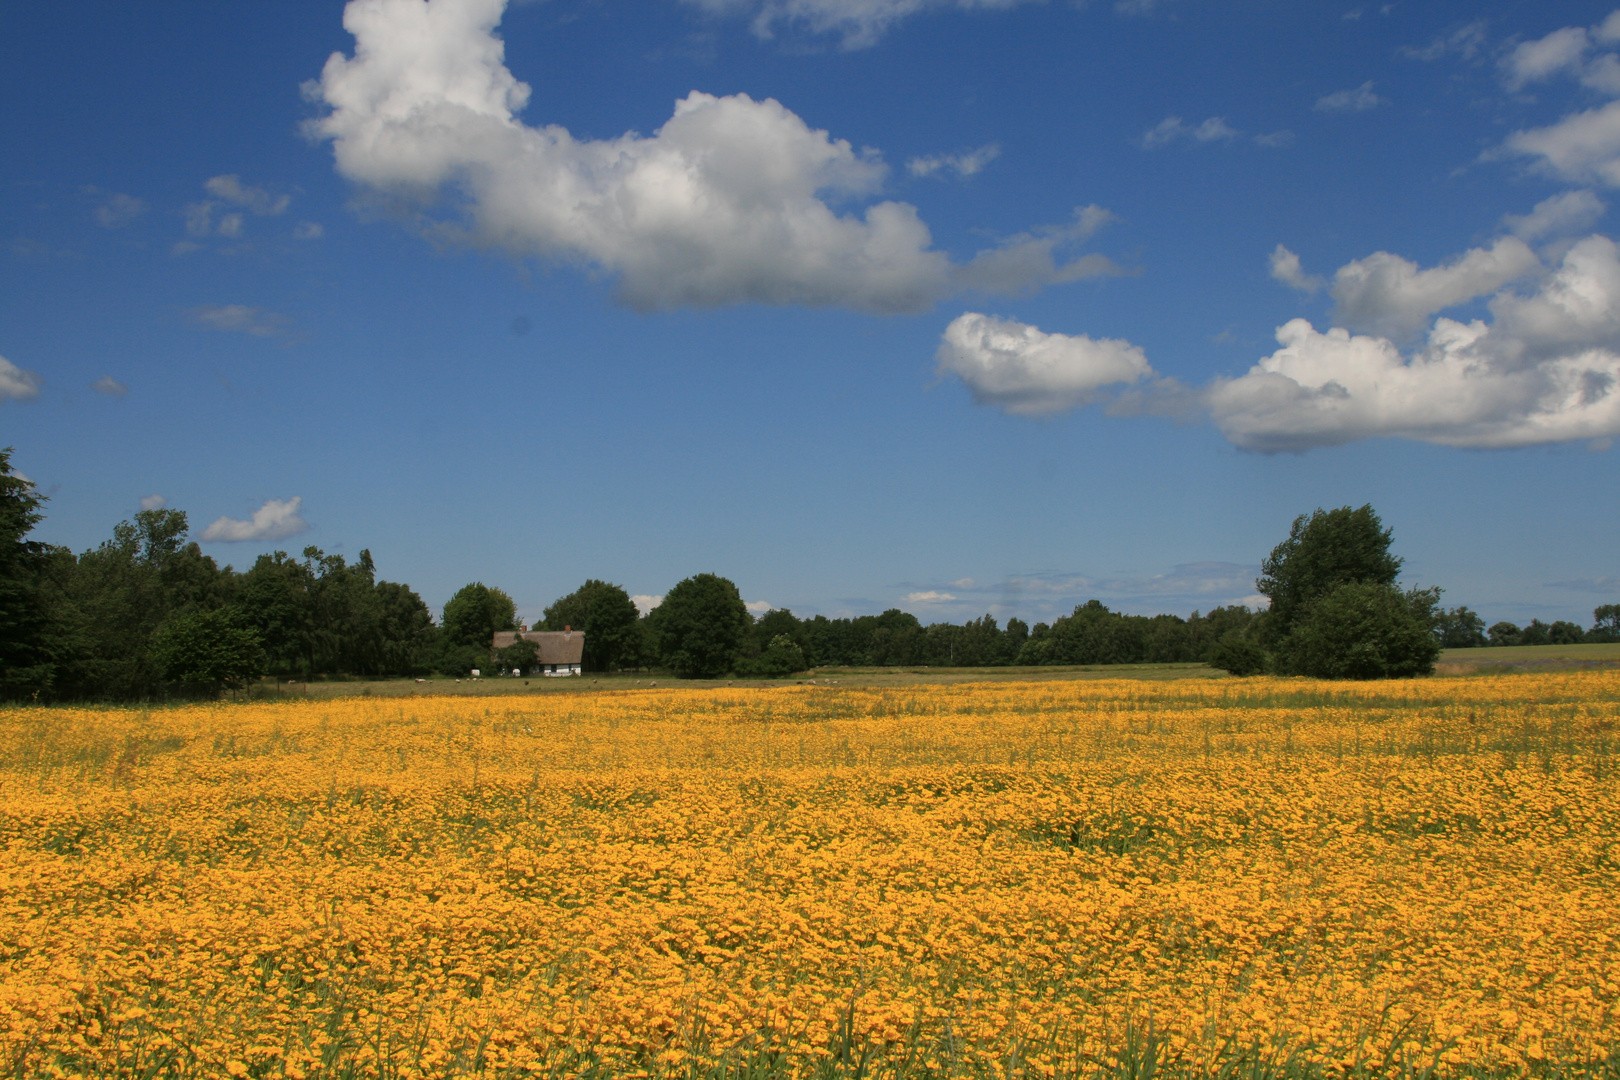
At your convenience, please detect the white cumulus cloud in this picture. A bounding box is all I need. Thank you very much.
[1502,25,1594,90]
[1504,190,1607,241]
[1208,235,1620,450]
[200,497,310,543]
[631,594,664,615]
[937,312,1154,415]
[903,590,956,603]
[953,214,1620,452]
[0,356,42,402]
[1269,244,1323,293]
[1497,14,1620,182]
[746,600,774,613]
[307,0,1097,313]
[1328,236,1541,340]
[141,495,168,511]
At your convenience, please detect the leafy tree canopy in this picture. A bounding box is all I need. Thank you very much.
[541,579,641,671]
[1274,583,1441,680]
[150,607,267,694]
[1257,505,1401,643]
[647,573,750,678]
[442,582,517,649]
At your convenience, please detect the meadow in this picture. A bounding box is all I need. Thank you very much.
[1,673,1617,1079]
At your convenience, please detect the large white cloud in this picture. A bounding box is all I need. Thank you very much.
[948,230,1620,451]
[308,0,1101,312]
[1327,236,1541,340]
[201,497,310,543]
[1209,236,1620,450]
[937,312,1153,415]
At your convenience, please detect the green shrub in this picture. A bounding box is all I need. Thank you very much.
[1207,632,1268,676]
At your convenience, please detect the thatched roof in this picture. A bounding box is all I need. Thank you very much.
[491,629,585,665]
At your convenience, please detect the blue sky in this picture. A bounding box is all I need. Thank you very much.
[4,0,1619,628]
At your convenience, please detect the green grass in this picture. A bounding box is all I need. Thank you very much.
[1438,641,1620,670]
[240,663,1223,701]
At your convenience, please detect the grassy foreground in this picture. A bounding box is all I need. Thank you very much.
[1,674,1617,1078]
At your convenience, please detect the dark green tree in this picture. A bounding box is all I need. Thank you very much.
[0,448,53,697]
[1487,621,1521,646]
[442,582,518,648]
[646,573,751,678]
[495,636,540,674]
[1518,619,1551,646]
[1591,603,1620,643]
[541,579,642,671]
[1257,505,1402,645]
[150,607,267,695]
[1436,606,1488,648]
[752,608,809,657]
[1208,632,1268,676]
[1274,583,1441,679]
[1549,620,1586,645]
[738,634,806,678]
[1004,617,1029,658]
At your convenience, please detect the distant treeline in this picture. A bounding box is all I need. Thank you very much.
[3,450,1617,700]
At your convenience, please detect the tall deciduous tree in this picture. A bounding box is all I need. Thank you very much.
[442,582,517,648]
[1256,505,1402,645]
[541,579,642,671]
[647,573,750,678]
[1258,505,1440,679]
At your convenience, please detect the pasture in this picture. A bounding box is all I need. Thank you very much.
[1,672,1616,1078]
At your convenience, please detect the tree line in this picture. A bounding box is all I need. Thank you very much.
[3,449,1616,698]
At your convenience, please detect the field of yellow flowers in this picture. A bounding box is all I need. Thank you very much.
[1,672,1617,1079]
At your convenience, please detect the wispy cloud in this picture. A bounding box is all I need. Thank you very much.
[140,494,167,511]
[1142,116,1238,148]
[908,143,1000,179]
[89,190,147,228]
[200,497,309,543]
[92,374,128,397]
[188,304,293,337]
[1315,81,1385,113]
[204,175,291,216]
[1546,576,1620,593]
[1401,21,1488,62]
